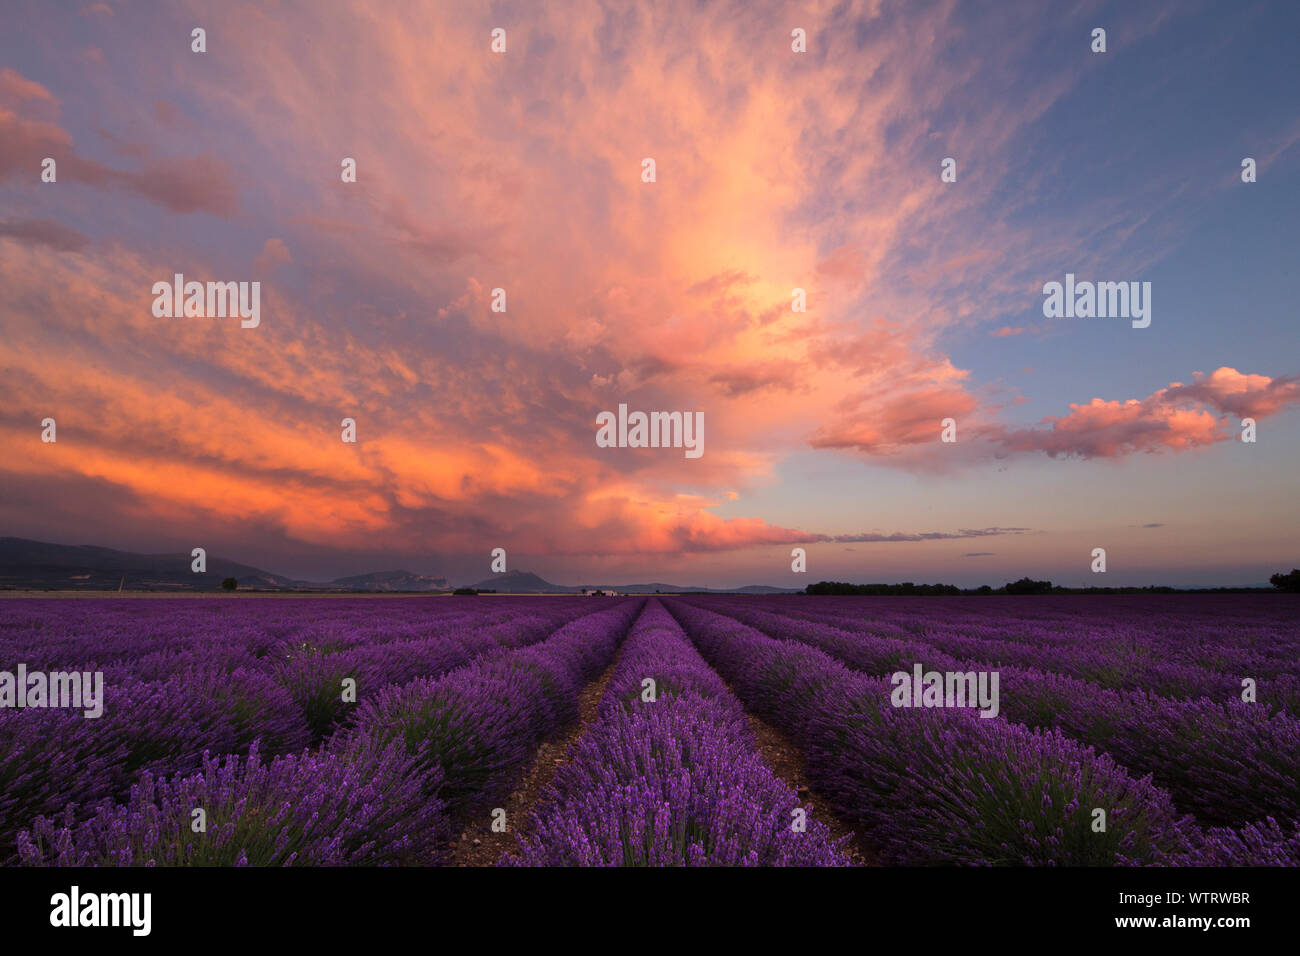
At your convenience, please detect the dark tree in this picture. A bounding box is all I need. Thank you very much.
[221,577,238,591]
[1003,577,1053,594]
[1270,569,1300,593]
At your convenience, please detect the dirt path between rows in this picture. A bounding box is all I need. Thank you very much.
[446,655,621,866]
[740,711,878,866]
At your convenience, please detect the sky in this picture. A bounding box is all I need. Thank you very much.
[1,0,1297,588]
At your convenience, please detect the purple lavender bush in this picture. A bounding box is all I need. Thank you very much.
[16,739,443,866]
[1169,817,1300,866]
[505,601,849,866]
[690,598,1300,828]
[506,699,849,866]
[993,668,1300,827]
[0,706,129,862]
[665,599,1196,866]
[6,592,1295,867]
[1,666,311,861]
[351,601,641,815]
[272,639,476,743]
[807,680,1196,865]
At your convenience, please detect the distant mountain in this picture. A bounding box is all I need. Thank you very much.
[0,537,299,591]
[330,570,449,592]
[469,570,571,593]
[0,538,451,592]
[0,537,798,594]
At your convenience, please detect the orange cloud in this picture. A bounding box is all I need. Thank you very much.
[0,2,1294,572]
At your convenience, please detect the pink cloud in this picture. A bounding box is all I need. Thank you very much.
[254,238,292,274]
[1163,367,1300,419]
[815,244,868,283]
[0,72,238,215]
[0,68,57,106]
[811,385,982,454]
[153,99,184,128]
[996,368,1300,458]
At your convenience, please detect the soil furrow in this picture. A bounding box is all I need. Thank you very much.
[665,599,878,866]
[740,709,877,866]
[446,653,623,867]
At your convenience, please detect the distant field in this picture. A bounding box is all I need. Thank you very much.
[2,594,1297,866]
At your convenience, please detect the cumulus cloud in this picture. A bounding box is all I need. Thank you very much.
[995,368,1300,459]
[0,3,1293,570]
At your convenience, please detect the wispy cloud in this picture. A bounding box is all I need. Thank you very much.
[831,528,1031,544]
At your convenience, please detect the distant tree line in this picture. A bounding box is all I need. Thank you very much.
[804,573,1296,595]
[805,581,963,595]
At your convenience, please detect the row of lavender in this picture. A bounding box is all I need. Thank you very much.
[505,600,848,865]
[733,595,1300,691]
[0,597,600,675]
[665,599,1300,864]
[697,594,1300,702]
[3,597,639,864]
[684,596,1300,829]
[693,595,1300,724]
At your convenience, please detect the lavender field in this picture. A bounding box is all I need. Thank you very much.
[3,594,1298,867]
